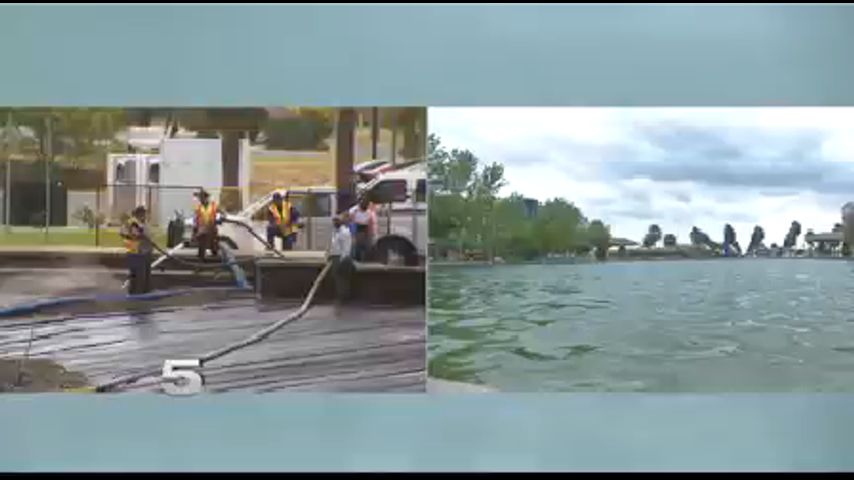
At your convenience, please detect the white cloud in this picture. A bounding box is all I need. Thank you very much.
[430,107,854,244]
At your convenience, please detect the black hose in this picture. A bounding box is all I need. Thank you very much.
[146,216,292,270]
[95,260,333,393]
[219,217,293,262]
[148,240,252,270]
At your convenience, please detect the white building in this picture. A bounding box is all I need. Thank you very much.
[105,127,250,226]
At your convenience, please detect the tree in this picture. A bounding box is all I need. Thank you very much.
[642,224,662,248]
[586,220,611,260]
[0,108,127,165]
[689,226,703,246]
[428,135,612,262]
[261,108,334,150]
[428,135,508,259]
[493,194,539,260]
[428,134,449,187]
[722,223,742,256]
[783,220,802,249]
[747,225,765,254]
[532,198,585,255]
[690,226,719,250]
[663,233,677,247]
[377,107,427,162]
[723,224,736,246]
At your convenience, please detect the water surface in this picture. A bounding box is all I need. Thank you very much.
[429,259,854,392]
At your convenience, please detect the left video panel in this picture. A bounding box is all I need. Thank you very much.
[0,107,427,394]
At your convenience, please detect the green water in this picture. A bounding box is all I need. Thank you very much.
[428,259,854,392]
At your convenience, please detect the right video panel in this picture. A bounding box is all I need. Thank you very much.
[428,106,854,392]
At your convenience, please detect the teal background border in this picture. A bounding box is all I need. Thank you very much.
[1,4,854,106]
[4,3,854,472]
[2,394,854,472]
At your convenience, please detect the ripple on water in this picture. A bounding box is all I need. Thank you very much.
[559,344,600,358]
[510,346,560,362]
[672,344,741,360]
[428,261,854,392]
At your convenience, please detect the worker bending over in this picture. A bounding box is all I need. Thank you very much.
[193,189,219,261]
[328,215,355,302]
[348,195,377,261]
[120,205,153,295]
[267,192,301,251]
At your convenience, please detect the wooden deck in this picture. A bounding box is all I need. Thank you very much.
[0,297,425,393]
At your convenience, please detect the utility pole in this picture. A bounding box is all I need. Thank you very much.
[3,112,17,233]
[390,110,397,166]
[371,107,379,160]
[44,115,53,242]
[335,108,357,214]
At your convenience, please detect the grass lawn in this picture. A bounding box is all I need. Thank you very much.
[247,127,400,197]
[0,227,167,248]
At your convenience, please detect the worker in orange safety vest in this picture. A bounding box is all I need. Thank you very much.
[193,188,219,261]
[267,191,301,251]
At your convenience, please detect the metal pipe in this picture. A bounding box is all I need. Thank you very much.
[44,115,52,242]
[4,157,11,232]
[95,187,101,246]
[2,112,13,232]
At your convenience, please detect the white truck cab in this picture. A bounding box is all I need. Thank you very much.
[180,162,427,265]
[182,186,337,256]
[356,162,427,265]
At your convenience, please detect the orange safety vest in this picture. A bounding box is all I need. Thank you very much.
[195,200,218,227]
[269,201,295,235]
[123,218,142,254]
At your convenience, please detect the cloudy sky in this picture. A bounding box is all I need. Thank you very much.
[429,107,854,246]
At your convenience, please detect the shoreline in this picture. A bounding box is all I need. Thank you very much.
[430,255,853,267]
[426,377,497,393]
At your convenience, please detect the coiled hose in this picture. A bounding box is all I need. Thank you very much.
[93,260,332,392]
[3,214,331,391]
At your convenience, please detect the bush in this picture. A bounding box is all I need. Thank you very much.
[262,113,333,151]
[72,206,104,230]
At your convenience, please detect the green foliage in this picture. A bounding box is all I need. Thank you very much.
[0,108,126,165]
[642,224,662,248]
[262,109,334,151]
[585,219,611,260]
[71,205,105,230]
[663,233,677,247]
[429,135,612,261]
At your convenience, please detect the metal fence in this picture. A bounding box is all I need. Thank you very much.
[0,184,251,248]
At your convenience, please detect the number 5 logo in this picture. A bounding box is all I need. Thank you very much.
[162,359,205,396]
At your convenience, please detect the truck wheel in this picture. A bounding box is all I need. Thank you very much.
[372,236,418,266]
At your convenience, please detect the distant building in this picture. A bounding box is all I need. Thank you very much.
[804,230,844,256]
[522,198,539,218]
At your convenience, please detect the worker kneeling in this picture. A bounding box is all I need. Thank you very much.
[193,189,219,262]
[121,205,153,295]
[267,192,301,251]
